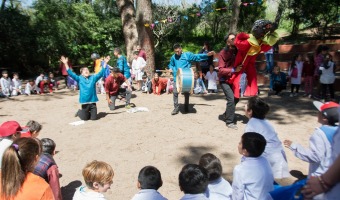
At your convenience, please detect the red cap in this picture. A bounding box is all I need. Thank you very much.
[313,101,340,125]
[313,101,340,112]
[0,121,22,137]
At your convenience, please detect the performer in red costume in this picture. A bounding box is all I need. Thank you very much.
[230,19,280,98]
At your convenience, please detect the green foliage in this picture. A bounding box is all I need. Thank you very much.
[238,0,266,32]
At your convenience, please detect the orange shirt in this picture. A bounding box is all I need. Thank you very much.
[152,78,168,95]
[94,59,102,74]
[0,172,55,200]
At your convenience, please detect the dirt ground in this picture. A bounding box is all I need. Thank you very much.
[1,84,324,200]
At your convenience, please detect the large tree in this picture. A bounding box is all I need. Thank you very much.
[229,0,241,33]
[116,0,138,61]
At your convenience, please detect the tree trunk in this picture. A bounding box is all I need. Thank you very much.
[229,0,241,33]
[1,0,6,10]
[116,0,138,62]
[274,0,286,26]
[136,0,155,77]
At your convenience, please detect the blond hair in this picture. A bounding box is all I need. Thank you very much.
[82,160,114,189]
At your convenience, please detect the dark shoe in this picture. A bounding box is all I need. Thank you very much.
[171,107,179,115]
[226,123,238,130]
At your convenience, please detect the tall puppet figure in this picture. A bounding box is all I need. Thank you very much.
[231,19,280,98]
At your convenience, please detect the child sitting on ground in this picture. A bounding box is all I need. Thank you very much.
[141,74,152,94]
[73,160,114,200]
[179,164,209,200]
[38,76,51,94]
[48,72,59,92]
[34,138,62,200]
[199,153,232,200]
[269,66,287,96]
[20,120,42,138]
[24,79,38,95]
[35,73,44,94]
[232,132,274,200]
[11,73,22,96]
[0,121,22,167]
[204,65,218,93]
[131,166,167,200]
[152,73,168,95]
[0,70,12,97]
[284,101,339,178]
[193,71,207,94]
[166,74,174,94]
[244,96,290,179]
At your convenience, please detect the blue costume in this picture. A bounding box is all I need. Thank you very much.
[116,55,131,79]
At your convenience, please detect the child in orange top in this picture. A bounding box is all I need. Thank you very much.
[152,73,168,95]
[21,120,42,138]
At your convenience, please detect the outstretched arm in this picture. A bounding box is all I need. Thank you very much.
[61,56,79,82]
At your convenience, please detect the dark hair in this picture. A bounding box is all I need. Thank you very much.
[41,138,56,155]
[28,79,34,83]
[114,47,122,54]
[173,43,181,50]
[142,74,148,79]
[13,72,19,76]
[198,153,222,181]
[321,45,329,52]
[315,45,324,55]
[111,67,120,73]
[242,132,266,157]
[2,70,8,74]
[138,166,162,190]
[247,96,269,119]
[291,54,301,68]
[179,164,208,194]
[1,138,41,199]
[224,33,236,42]
[203,41,211,50]
[26,120,42,133]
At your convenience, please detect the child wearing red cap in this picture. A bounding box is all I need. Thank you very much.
[284,101,339,198]
[0,121,22,167]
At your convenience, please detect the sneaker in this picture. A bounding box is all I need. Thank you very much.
[171,107,179,115]
[125,104,131,109]
[289,93,294,97]
[226,123,238,130]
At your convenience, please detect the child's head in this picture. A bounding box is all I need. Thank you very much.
[198,153,222,182]
[321,45,329,55]
[49,72,54,78]
[80,67,90,78]
[28,79,35,86]
[0,121,22,140]
[178,164,208,194]
[41,138,56,155]
[194,71,199,79]
[133,51,139,59]
[313,101,339,126]
[209,65,214,72]
[26,120,42,138]
[245,96,269,119]
[153,73,159,81]
[169,74,174,81]
[239,132,266,157]
[82,160,114,193]
[292,54,302,62]
[39,73,44,77]
[142,74,148,82]
[13,73,19,79]
[273,66,280,74]
[2,70,8,78]
[137,166,163,190]
[113,47,122,57]
[324,53,332,62]
[304,54,313,63]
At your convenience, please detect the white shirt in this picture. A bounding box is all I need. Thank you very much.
[288,61,303,84]
[205,177,232,200]
[180,193,209,200]
[0,77,12,96]
[204,71,218,90]
[245,118,290,179]
[289,126,335,177]
[11,78,22,90]
[319,61,335,84]
[0,139,13,167]
[24,82,37,95]
[232,156,274,200]
[73,186,106,200]
[131,189,167,200]
[131,57,146,80]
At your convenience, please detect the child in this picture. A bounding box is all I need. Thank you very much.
[193,71,207,94]
[34,138,62,200]
[244,96,290,179]
[269,66,287,95]
[141,74,152,94]
[284,101,339,177]
[232,132,274,200]
[20,120,42,138]
[73,160,114,200]
[288,54,303,97]
[48,72,59,92]
[38,76,50,94]
[60,55,108,121]
[302,54,315,98]
[24,79,38,95]
[152,73,167,95]
[35,72,44,94]
[0,70,12,97]
[319,54,336,102]
[166,74,174,94]
[199,153,232,200]
[131,166,167,200]
[0,121,22,167]
[131,51,147,91]
[11,72,22,96]
[204,65,218,93]
[178,164,209,200]
[104,67,132,110]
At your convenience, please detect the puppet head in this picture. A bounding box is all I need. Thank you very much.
[251,19,277,39]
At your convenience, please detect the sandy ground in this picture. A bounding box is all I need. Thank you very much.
[1,84,323,200]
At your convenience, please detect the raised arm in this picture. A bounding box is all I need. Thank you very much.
[93,57,110,82]
[61,56,79,82]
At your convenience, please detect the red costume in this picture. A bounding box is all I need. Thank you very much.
[152,77,167,95]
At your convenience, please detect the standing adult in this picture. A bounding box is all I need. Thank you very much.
[114,48,131,81]
[197,41,214,75]
[218,33,242,130]
[136,45,147,61]
[168,43,214,115]
[59,56,72,88]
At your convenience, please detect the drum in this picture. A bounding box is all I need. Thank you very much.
[176,68,194,93]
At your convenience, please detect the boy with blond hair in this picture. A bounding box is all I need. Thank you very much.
[73,160,114,200]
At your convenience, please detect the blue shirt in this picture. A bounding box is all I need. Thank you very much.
[168,52,208,82]
[101,60,111,80]
[116,55,131,79]
[269,72,287,89]
[67,68,104,104]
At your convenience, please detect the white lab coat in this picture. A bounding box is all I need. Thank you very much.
[0,77,12,96]
[205,177,232,200]
[131,57,146,81]
[204,71,218,90]
[131,189,167,200]
[11,78,22,96]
